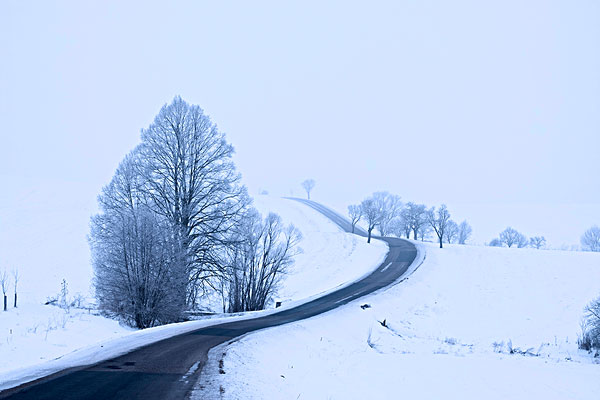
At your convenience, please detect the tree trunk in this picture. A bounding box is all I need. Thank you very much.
[367,228,372,243]
[439,236,443,248]
[14,292,17,308]
[351,224,355,233]
[3,295,6,311]
[413,230,418,240]
[307,192,310,200]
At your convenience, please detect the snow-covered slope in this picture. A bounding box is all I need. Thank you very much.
[0,196,388,389]
[198,242,600,400]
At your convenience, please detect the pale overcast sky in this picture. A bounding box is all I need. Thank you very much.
[1,1,598,291]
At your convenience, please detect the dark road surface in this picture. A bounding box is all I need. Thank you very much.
[1,199,417,400]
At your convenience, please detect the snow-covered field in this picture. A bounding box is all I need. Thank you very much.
[0,196,387,390]
[198,243,600,399]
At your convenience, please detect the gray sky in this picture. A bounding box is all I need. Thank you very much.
[1,1,598,292]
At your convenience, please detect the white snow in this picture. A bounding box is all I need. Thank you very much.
[0,196,388,391]
[197,242,600,399]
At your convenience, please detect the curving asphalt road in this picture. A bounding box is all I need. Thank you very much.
[0,199,417,400]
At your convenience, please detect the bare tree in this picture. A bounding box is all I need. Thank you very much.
[499,227,527,248]
[347,204,362,234]
[427,205,451,248]
[224,210,301,312]
[457,220,472,244]
[301,179,316,200]
[401,202,427,240]
[390,216,411,239]
[138,97,250,308]
[581,226,600,252]
[580,296,600,350]
[0,270,7,311]
[529,236,546,249]
[360,198,380,243]
[372,192,402,236]
[445,220,459,244]
[418,224,432,241]
[12,268,19,308]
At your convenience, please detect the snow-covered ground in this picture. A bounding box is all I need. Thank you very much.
[0,196,387,390]
[198,243,600,399]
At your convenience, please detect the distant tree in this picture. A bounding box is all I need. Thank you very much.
[401,202,427,240]
[457,220,472,244]
[488,238,503,247]
[581,226,600,252]
[224,210,301,312]
[0,270,7,311]
[372,192,402,236]
[348,204,362,234]
[529,236,546,249]
[418,224,432,241]
[390,216,412,239]
[301,179,316,200]
[499,227,527,248]
[12,269,19,308]
[427,205,452,248]
[445,220,459,244]
[360,198,380,243]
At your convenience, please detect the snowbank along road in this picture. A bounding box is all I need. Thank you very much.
[0,199,417,400]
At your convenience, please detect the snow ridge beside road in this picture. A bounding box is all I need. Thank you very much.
[197,242,600,400]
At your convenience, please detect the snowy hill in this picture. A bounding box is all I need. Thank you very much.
[198,242,600,399]
[0,197,387,388]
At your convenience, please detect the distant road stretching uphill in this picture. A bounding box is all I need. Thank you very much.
[1,199,417,400]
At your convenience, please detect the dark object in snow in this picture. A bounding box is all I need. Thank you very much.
[44,299,57,305]
[380,319,387,327]
[276,301,282,308]
[360,304,371,309]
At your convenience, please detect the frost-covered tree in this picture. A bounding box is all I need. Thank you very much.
[427,205,451,248]
[390,216,411,239]
[499,227,527,248]
[91,154,185,328]
[418,224,432,241]
[90,97,250,325]
[581,226,600,252]
[347,204,362,234]
[580,296,600,350]
[301,179,316,200]
[401,202,427,240]
[445,220,459,244]
[457,220,472,244]
[372,192,402,236]
[529,236,546,249]
[223,210,301,312]
[360,198,380,243]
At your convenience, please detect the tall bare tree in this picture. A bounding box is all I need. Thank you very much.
[372,192,402,236]
[138,97,250,307]
[360,198,380,243]
[427,205,451,248]
[224,210,301,312]
[581,226,600,252]
[457,220,472,244]
[347,204,362,234]
[301,179,316,200]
